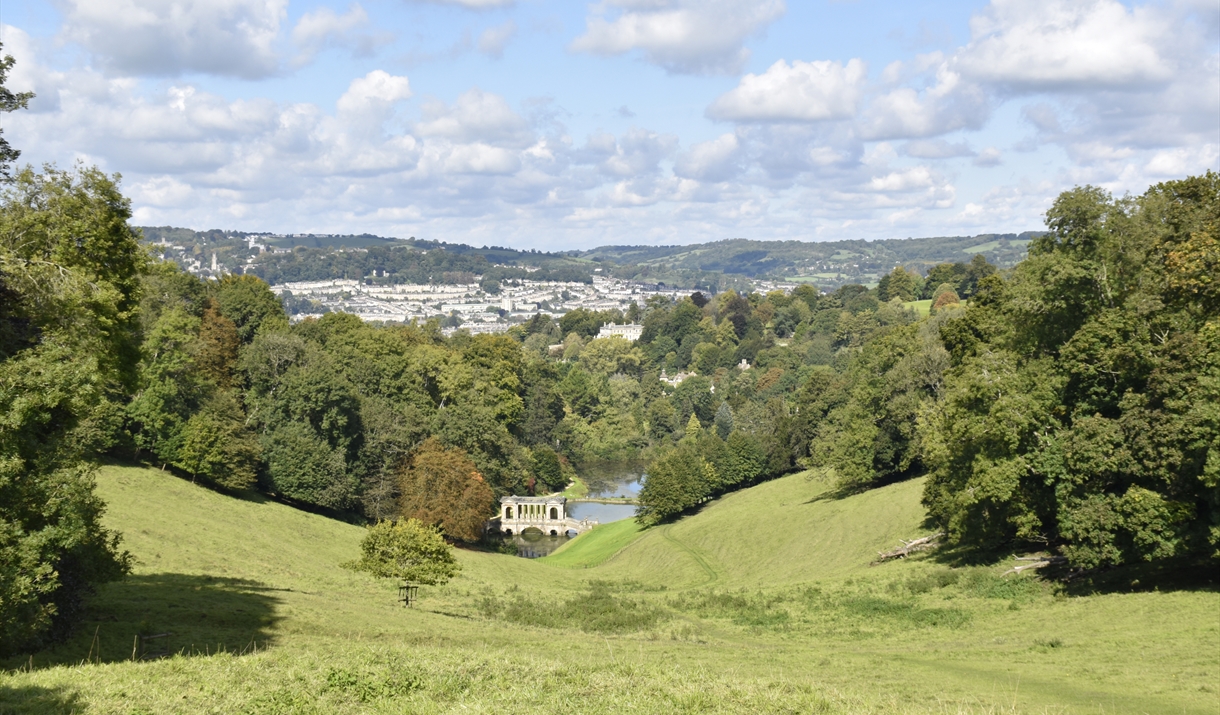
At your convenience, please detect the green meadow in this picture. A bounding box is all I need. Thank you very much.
[1,463,1216,714]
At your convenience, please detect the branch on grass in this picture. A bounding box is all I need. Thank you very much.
[872,532,944,565]
[1002,555,1066,576]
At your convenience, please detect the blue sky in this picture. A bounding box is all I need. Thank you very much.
[4,0,1217,249]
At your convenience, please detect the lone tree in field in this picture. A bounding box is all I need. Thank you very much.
[347,519,460,585]
[397,438,494,543]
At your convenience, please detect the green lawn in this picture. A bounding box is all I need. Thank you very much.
[905,299,933,316]
[542,518,643,568]
[560,474,588,499]
[2,463,1216,714]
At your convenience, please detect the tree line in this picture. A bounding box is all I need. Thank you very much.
[635,174,1219,579]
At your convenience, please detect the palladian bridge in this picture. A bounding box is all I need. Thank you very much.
[488,496,597,537]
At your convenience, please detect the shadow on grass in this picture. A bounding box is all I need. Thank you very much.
[1052,554,1220,597]
[928,545,1220,596]
[13,573,283,669]
[0,684,83,715]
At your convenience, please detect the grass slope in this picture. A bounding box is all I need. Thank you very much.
[543,518,642,568]
[1,464,1216,714]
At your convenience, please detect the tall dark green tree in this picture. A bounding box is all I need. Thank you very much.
[1,163,143,655]
[923,174,1220,568]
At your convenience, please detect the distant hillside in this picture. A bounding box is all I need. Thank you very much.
[137,225,1040,291]
[580,232,1041,290]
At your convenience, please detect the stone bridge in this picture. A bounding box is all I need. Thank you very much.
[488,495,597,537]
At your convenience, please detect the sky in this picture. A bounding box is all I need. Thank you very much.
[2,0,1217,250]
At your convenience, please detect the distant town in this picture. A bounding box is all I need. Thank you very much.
[148,231,799,334]
[270,273,796,335]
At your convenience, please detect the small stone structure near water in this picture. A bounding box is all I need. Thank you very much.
[488,496,597,537]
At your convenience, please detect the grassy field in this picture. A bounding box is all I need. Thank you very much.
[1,464,1216,714]
[905,299,933,317]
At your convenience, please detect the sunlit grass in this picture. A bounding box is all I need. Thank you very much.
[1,463,1215,714]
[543,518,643,568]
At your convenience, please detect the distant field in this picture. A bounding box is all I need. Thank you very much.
[905,299,933,316]
[1,463,1215,714]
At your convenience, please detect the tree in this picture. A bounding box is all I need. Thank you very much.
[579,336,643,376]
[1,163,140,655]
[196,300,240,387]
[636,443,715,525]
[531,446,565,493]
[214,274,287,343]
[713,402,734,439]
[261,421,356,510]
[0,44,33,179]
[931,290,960,312]
[174,391,260,490]
[922,174,1220,567]
[877,266,917,302]
[397,438,494,543]
[125,308,207,465]
[346,519,460,585]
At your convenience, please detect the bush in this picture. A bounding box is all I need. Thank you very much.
[345,519,460,585]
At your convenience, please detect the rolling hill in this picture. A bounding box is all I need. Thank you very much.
[0,464,1215,714]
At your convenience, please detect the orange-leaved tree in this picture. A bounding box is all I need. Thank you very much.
[397,438,494,542]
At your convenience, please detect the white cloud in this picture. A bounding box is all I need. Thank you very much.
[901,139,973,159]
[958,0,1173,90]
[9,0,1216,251]
[54,0,287,78]
[477,21,517,58]
[414,89,534,152]
[857,62,990,140]
[336,70,412,126]
[867,166,938,193]
[706,59,866,122]
[130,175,195,206]
[435,143,521,174]
[292,3,389,65]
[570,0,785,75]
[674,133,741,181]
[595,128,679,177]
[973,147,1002,167]
[1145,145,1220,177]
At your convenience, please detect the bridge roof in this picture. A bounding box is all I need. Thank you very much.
[499,495,566,504]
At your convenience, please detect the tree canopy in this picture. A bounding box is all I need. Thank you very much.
[346,519,460,585]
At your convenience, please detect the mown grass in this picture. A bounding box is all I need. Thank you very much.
[560,474,588,499]
[543,517,643,568]
[905,299,933,316]
[1,463,1217,714]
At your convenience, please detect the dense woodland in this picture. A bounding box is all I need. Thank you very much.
[246,244,594,288]
[1,100,1216,656]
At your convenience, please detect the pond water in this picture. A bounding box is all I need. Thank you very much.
[505,462,645,559]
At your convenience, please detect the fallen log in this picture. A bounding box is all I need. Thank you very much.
[1002,555,1066,576]
[872,532,944,564]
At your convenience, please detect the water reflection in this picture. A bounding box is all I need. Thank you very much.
[580,461,646,498]
[509,529,570,558]
[566,501,636,523]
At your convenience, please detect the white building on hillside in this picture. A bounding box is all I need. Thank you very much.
[597,323,643,341]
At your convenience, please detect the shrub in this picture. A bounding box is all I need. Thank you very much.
[345,519,460,585]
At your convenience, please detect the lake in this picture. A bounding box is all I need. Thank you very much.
[505,462,644,558]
